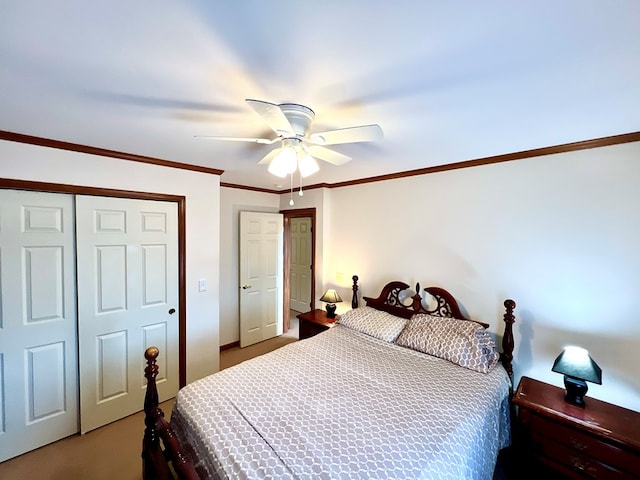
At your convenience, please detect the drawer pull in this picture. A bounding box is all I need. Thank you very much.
[569,437,588,451]
[570,456,586,471]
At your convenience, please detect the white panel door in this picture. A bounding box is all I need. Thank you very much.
[76,196,178,433]
[290,217,312,313]
[239,211,283,348]
[0,190,78,462]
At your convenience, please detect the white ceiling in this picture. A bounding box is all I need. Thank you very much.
[1,1,639,190]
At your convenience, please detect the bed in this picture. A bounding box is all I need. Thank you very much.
[142,276,516,480]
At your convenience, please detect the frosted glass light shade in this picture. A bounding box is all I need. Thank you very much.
[298,153,319,177]
[268,147,297,177]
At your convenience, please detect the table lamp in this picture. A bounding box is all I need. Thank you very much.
[319,289,342,318]
[551,345,602,407]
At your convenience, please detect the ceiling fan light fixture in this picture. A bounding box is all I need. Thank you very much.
[197,98,383,182]
[268,146,297,177]
[298,152,319,177]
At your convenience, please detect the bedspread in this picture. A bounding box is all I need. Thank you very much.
[171,325,511,480]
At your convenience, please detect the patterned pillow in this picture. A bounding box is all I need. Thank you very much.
[337,307,407,342]
[395,313,500,373]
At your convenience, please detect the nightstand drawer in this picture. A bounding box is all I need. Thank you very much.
[530,413,639,476]
[297,309,337,340]
[532,431,632,479]
[299,318,329,339]
[515,377,640,480]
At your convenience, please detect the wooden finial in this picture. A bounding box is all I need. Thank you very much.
[145,346,159,362]
[501,299,516,385]
[352,275,359,309]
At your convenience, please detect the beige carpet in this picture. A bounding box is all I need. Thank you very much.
[0,317,299,479]
[220,316,298,370]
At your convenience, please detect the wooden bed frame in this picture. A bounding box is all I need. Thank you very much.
[141,275,516,480]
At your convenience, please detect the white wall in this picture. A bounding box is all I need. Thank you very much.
[219,186,280,346]
[0,140,220,382]
[324,141,640,412]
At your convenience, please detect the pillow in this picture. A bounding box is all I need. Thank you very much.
[337,306,407,342]
[395,313,500,373]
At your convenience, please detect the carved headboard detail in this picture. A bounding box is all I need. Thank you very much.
[362,280,489,328]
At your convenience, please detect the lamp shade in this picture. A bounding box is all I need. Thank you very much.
[320,289,343,304]
[552,346,602,384]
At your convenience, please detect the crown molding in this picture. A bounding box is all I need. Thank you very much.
[0,130,223,176]
[4,129,638,193]
[219,182,281,194]
[322,131,640,190]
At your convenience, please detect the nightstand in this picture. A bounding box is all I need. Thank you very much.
[513,376,640,479]
[297,309,337,340]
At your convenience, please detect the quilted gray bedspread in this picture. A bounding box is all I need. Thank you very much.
[170,325,511,480]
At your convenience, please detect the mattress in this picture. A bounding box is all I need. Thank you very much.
[171,324,511,480]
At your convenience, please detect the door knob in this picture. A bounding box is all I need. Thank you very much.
[241,284,252,289]
[168,308,176,315]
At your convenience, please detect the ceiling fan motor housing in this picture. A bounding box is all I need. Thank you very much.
[279,103,315,138]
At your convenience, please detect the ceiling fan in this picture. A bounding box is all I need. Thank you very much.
[196,99,383,178]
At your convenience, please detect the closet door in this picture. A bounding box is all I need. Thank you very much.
[76,196,179,433]
[0,190,78,462]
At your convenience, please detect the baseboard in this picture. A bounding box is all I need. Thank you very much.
[220,341,239,352]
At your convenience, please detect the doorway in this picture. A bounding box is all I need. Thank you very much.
[282,208,316,333]
[289,217,312,312]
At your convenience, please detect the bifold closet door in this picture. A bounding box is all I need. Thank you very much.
[76,195,179,433]
[0,190,78,462]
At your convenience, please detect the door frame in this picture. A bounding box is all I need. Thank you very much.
[0,178,188,387]
[281,208,316,332]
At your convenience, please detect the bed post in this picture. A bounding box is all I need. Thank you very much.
[501,299,516,387]
[352,275,359,309]
[141,347,201,480]
[142,346,163,480]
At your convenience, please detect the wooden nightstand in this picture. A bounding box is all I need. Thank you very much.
[297,309,337,340]
[513,376,640,479]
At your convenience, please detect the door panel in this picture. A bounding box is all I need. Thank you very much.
[76,196,178,433]
[26,342,66,422]
[290,217,312,312]
[0,190,78,462]
[239,211,283,348]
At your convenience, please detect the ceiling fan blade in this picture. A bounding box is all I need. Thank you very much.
[195,135,278,144]
[307,145,352,166]
[245,99,295,137]
[257,148,282,165]
[309,124,383,146]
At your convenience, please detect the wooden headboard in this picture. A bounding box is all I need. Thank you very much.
[361,280,490,327]
[351,276,516,383]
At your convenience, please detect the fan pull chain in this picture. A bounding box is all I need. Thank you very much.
[299,170,304,197]
[289,173,294,206]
